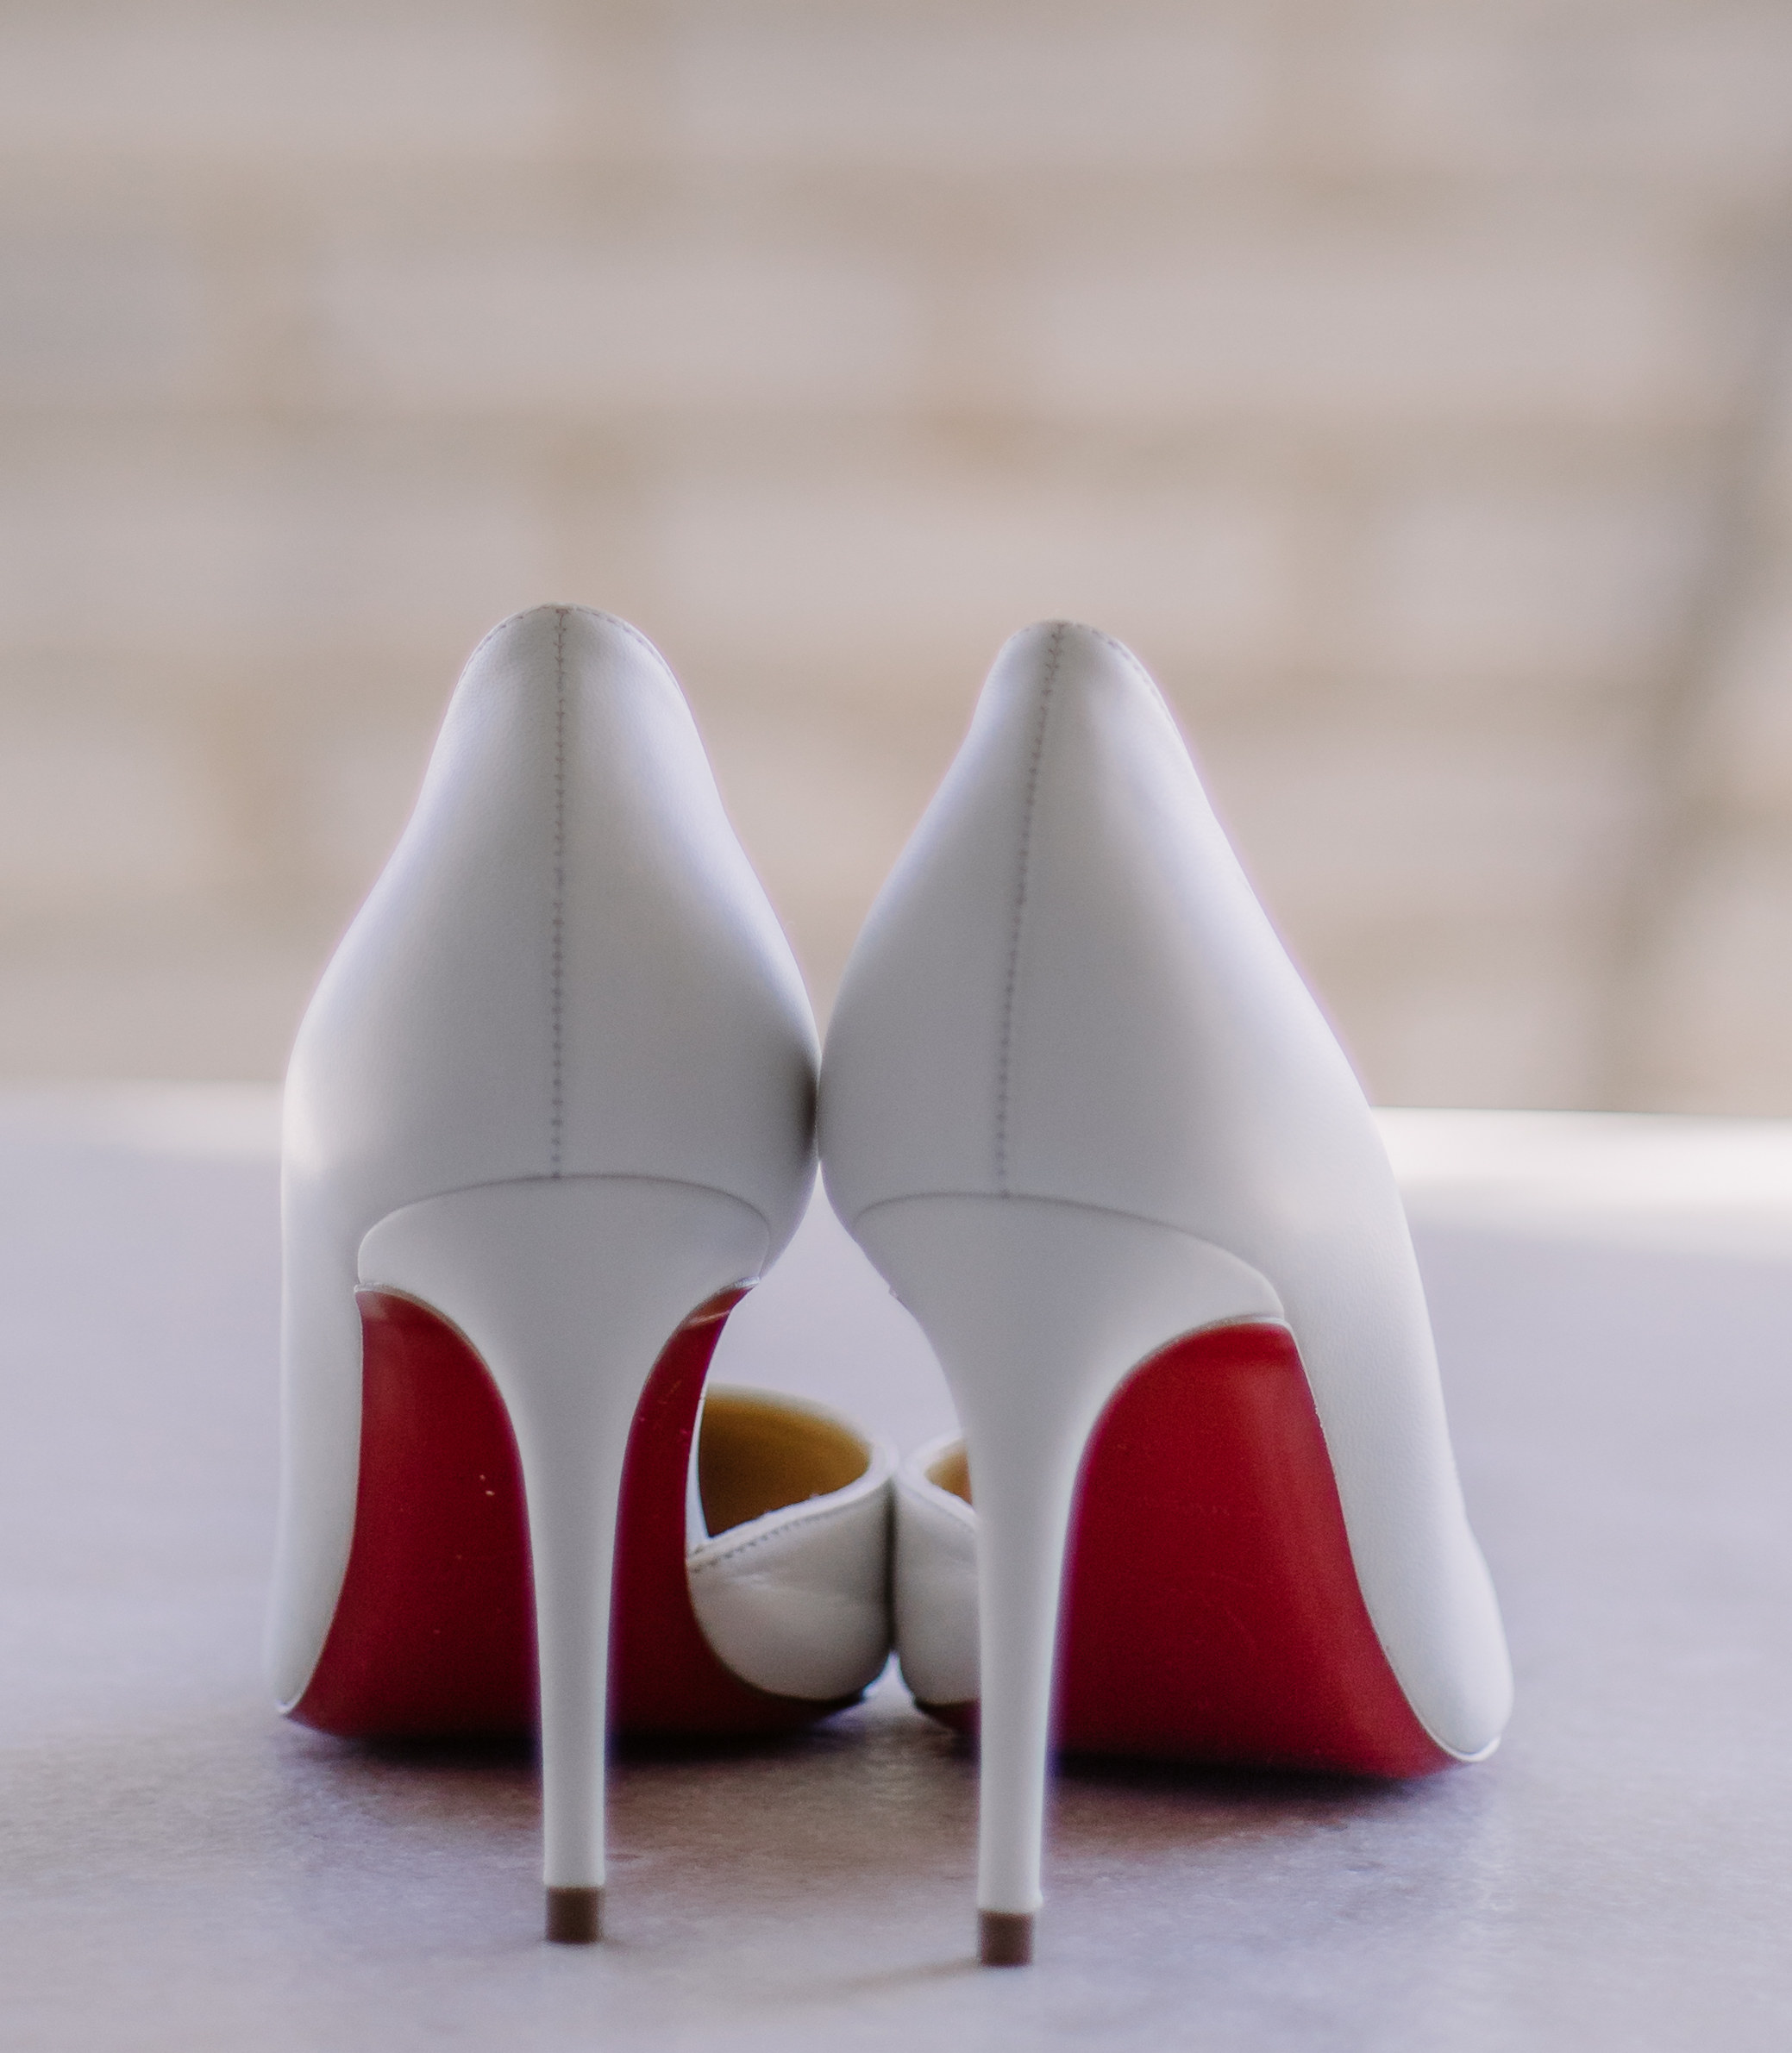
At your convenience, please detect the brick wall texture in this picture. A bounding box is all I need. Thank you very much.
[3,1,1792,1108]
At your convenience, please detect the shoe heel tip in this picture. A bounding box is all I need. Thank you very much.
[979,1911,1035,1966]
[546,1886,604,1943]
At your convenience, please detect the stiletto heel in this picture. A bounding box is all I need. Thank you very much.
[357,1175,768,1941]
[857,1195,1282,1958]
[822,621,1512,1963]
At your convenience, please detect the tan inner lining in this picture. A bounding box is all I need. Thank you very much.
[698,1391,870,1536]
[926,1444,973,1505]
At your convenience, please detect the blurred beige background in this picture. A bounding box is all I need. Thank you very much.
[3,1,1791,1108]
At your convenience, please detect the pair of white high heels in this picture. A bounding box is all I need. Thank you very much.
[267,606,1512,1966]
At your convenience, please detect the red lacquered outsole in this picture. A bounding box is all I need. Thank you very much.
[930,1321,1451,1777]
[290,1286,850,1741]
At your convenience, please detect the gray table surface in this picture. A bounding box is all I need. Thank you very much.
[1,1090,1788,2050]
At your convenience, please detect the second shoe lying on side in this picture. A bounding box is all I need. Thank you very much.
[822,621,1513,1967]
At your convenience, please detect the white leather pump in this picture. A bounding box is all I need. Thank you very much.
[267,605,889,1943]
[821,622,1513,1966]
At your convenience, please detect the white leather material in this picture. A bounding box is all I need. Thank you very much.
[686,1390,896,1702]
[269,605,819,1711]
[821,622,1512,1764]
[892,1434,979,1709]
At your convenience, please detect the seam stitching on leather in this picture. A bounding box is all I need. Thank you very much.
[464,604,675,682]
[686,1489,880,1575]
[849,1187,1285,1298]
[549,608,567,1177]
[358,1173,776,1255]
[1047,619,1181,742]
[568,604,663,665]
[993,622,1064,1192]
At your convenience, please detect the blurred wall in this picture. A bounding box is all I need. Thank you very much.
[3,1,1791,1107]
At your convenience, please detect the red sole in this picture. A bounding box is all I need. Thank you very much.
[290,1287,852,1742]
[932,1321,1451,1777]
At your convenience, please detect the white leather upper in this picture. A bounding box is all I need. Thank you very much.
[891,1435,980,1709]
[822,622,1512,1760]
[686,1387,896,1702]
[269,606,820,1708]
